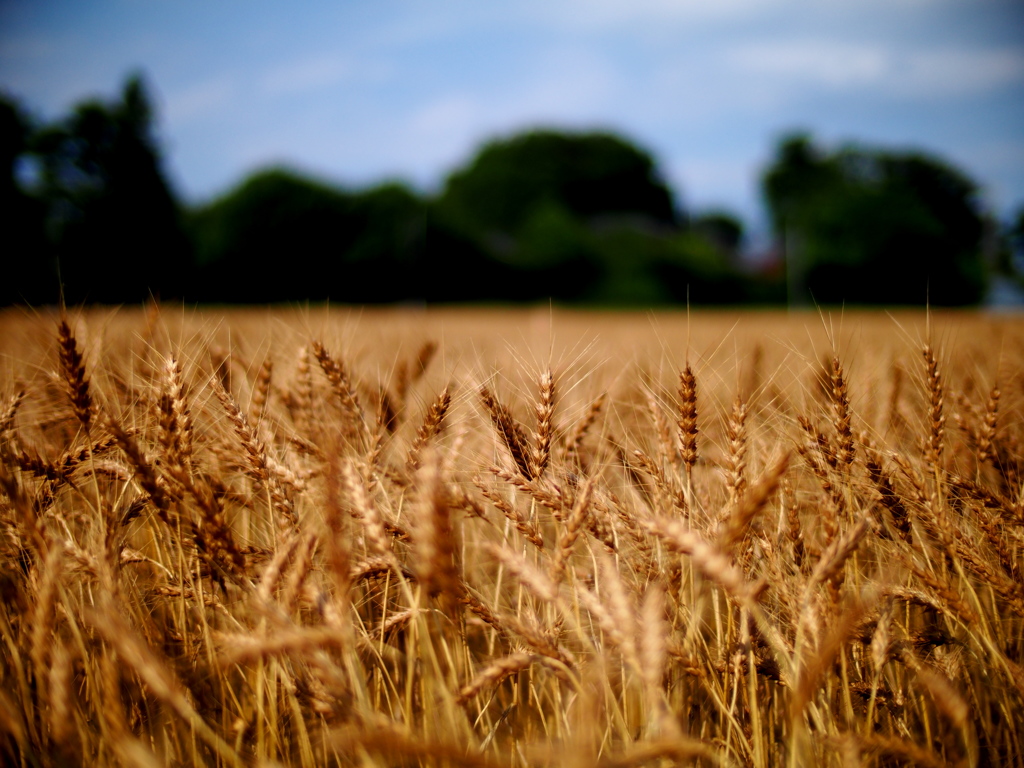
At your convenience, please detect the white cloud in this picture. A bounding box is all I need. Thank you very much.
[723,39,1024,104]
[530,0,785,28]
[899,48,1024,96]
[261,53,352,96]
[727,41,889,88]
[164,74,235,124]
[524,0,955,33]
[510,46,622,116]
[409,94,481,136]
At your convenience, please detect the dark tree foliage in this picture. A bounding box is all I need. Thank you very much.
[18,73,1000,308]
[0,84,750,307]
[439,129,676,230]
[1013,207,1024,251]
[185,127,759,306]
[0,95,50,304]
[1006,207,1024,274]
[186,129,711,305]
[30,74,190,304]
[763,133,986,305]
[188,169,443,303]
[189,169,352,302]
[433,129,684,301]
[692,211,744,259]
[995,206,1024,293]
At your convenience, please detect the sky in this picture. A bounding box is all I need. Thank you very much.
[2,0,1023,239]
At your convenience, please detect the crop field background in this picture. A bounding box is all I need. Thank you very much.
[1,305,1022,767]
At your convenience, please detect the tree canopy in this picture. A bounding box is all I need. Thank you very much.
[186,128,738,305]
[438,129,678,237]
[763,134,987,306]
[0,94,49,305]
[0,74,1011,307]
[29,74,189,304]
[429,129,751,304]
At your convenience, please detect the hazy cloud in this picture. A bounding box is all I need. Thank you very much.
[723,39,1024,106]
[409,94,480,136]
[261,54,352,96]
[727,41,889,88]
[899,48,1024,96]
[165,75,236,124]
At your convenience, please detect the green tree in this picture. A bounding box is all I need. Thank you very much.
[439,129,677,235]
[0,94,50,304]
[188,169,436,303]
[435,129,681,301]
[1006,206,1024,285]
[189,168,355,302]
[692,211,744,261]
[187,128,753,305]
[763,133,986,305]
[34,74,189,304]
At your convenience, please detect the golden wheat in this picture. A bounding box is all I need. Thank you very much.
[0,305,1021,767]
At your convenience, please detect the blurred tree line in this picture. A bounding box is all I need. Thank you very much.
[2,74,1020,307]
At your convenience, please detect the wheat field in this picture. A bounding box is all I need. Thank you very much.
[0,305,1022,767]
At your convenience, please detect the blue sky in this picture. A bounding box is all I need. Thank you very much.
[2,0,1023,236]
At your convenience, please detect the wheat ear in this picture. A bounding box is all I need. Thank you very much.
[481,386,533,479]
[406,386,451,475]
[677,364,698,475]
[725,394,748,504]
[57,316,93,431]
[532,369,556,480]
[922,345,945,466]
[830,356,854,466]
[977,383,1000,465]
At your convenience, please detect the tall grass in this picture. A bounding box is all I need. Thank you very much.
[0,305,1022,767]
